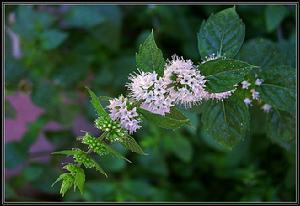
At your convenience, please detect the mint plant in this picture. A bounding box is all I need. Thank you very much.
[51,7,295,197]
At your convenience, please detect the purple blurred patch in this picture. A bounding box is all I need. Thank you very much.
[6,92,44,124]
[5,92,44,143]
[5,92,62,178]
[72,115,99,137]
[4,119,27,143]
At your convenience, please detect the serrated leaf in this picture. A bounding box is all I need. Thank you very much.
[197,7,245,59]
[200,94,250,149]
[138,107,190,129]
[265,110,295,150]
[199,58,256,92]
[60,173,74,197]
[265,5,288,32]
[120,135,146,155]
[52,173,74,197]
[136,31,165,75]
[74,168,85,195]
[62,164,85,195]
[91,160,108,178]
[256,65,295,114]
[86,87,109,118]
[102,143,132,163]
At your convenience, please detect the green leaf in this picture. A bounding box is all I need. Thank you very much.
[199,58,256,93]
[74,171,85,195]
[138,107,190,130]
[40,29,68,50]
[265,5,288,32]
[197,7,245,59]
[120,135,146,155]
[136,31,165,75]
[52,173,74,197]
[60,174,74,197]
[102,143,132,163]
[200,94,250,149]
[256,65,295,114]
[237,38,288,71]
[91,159,108,178]
[86,87,109,118]
[62,164,85,194]
[266,111,295,150]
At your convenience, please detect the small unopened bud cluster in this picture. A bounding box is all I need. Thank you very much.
[82,133,108,156]
[73,150,95,168]
[95,116,127,142]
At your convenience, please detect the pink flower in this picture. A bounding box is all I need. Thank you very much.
[126,70,173,115]
[107,95,141,134]
[163,55,207,108]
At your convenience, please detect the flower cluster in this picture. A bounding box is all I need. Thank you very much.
[107,95,141,134]
[108,54,236,135]
[163,55,207,107]
[126,70,173,115]
[241,78,272,113]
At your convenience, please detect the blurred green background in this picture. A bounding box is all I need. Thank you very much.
[4,4,296,202]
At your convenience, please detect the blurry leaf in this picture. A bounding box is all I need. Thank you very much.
[136,31,165,75]
[266,111,295,150]
[23,165,43,181]
[102,144,132,163]
[138,107,190,130]
[63,6,106,28]
[86,87,109,118]
[13,5,55,40]
[257,65,295,114]
[138,148,168,177]
[82,181,115,201]
[122,180,157,198]
[120,135,145,155]
[265,5,288,32]
[40,29,68,50]
[164,134,193,162]
[5,142,27,168]
[198,7,245,59]
[90,6,122,51]
[200,94,250,149]
[199,58,256,92]
[31,80,60,111]
[99,155,126,172]
[277,38,295,67]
